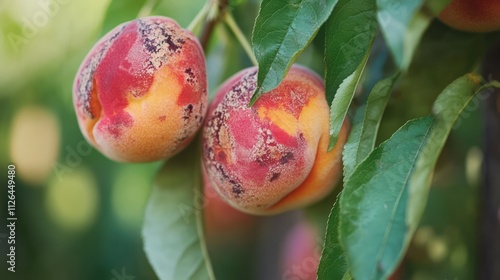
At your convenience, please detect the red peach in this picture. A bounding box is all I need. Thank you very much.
[202,164,258,245]
[280,220,321,280]
[438,0,500,32]
[73,16,207,162]
[202,65,349,215]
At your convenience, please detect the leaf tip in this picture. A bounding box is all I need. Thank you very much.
[465,73,482,85]
[249,87,262,107]
[328,134,338,152]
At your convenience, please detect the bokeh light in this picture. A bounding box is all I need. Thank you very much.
[0,0,109,94]
[465,146,482,186]
[427,236,448,263]
[9,105,60,185]
[45,167,99,231]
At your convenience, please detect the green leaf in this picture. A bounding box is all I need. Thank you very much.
[376,0,451,70]
[328,47,371,150]
[317,196,349,280]
[250,0,338,105]
[342,73,399,178]
[142,144,215,280]
[377,21,496,139]
[101,0,147,35]
[324,0,377,104]
[406,74,487,238]
[319,74,399,280]
[342,272,353,280]
[340,116,434,280]
[342,107,365,179]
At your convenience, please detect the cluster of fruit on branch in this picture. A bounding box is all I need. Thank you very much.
[72,15,350,215]
[72,0,500,219]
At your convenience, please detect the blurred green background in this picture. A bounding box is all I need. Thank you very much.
[0,0,495,279]
[0,0,263,279]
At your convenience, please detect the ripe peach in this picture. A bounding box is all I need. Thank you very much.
[280,220,320,280]
[202,65,349,215]
[73,16,207,162]
[202,164,258,245]
[438,0,500,32]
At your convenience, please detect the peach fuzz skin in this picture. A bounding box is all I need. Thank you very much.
[439,0,500,32]
[202,65,349,215]
[73,16,207,162]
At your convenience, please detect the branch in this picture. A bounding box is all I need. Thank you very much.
[200,0,229,51]
[480,38,500,280]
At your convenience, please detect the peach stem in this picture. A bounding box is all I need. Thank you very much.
[224,12,258,66]
[137,0,158,17]
[187,1,212,33]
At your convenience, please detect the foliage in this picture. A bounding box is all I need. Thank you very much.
[2,0,500,279]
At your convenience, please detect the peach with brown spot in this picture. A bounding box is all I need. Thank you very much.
[202,65,349,215]
[73,16,207,162]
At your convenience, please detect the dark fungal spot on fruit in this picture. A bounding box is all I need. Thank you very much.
[270,172,280,182]
[280,152,294,164]
[230,180,244,197]
[184,68,196,84]
[138,18,186,75]
[183,104,193,120]
[139,20,184,54]
[225,70,257,105]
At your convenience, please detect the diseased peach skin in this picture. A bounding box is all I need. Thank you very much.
[202,65,350,215]
[439,0,500,32]
[73,16,207,162]
[202,164,258,245]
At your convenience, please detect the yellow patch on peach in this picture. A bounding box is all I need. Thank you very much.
[94,65,196,162]
[129,66,183,154]
[297,94,327,144]
[269,120,349,213]
[257,107,298,136]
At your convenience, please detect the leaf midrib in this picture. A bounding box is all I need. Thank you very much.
[257,1,304,94]
[370,120,434,279]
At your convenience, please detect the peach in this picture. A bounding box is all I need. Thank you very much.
[202,164,258,245]
[202,65,349,215]
[438,0,500,32]
[280,220,321,280]
[73,16,207,162]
